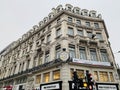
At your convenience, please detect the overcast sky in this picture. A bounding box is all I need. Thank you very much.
[0,0,120,66]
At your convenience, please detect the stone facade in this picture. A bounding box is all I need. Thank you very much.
[0,4,119,90]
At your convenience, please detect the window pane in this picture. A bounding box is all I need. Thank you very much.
[76,70,84,78]
[68,17,72,22]
[100,49,109,62]
[69,45,75,58]
[99,71,109,82]
[56,28,61,37]
[36,74,41,84]
[44,72,50,83]
[79,47,86,60]
[76,20,81,25]
[47,34,51,42]
[53,70,60,80]
[77,30,83,36]
[109,72,114,82]
[56,45,61,59]
[68,27,74,36]
[96,33,103,40]
[94,23,99,29]
[90,49,98,61]
[87,32,92,38]
[45,51,50,63]
[86,22,90,27]
[94,71,98,81]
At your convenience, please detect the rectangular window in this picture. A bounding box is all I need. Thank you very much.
[94,23,99,29]
[79,47,86,60]
[68,27,74,36]
[45,51,50,63]
[99,71,109,82]
[86,22,90,27]
[68,17,72,23]
[36,74,41,84]
[26,60,30,69]
[94,71,99,81]
[43,72,50,83]
[56,28,61,37]
[77,30,83,36]
[109,72,114,82]
[90,48,98,61]
[69,44,75,58]
[76,20,81,25]
[53,70,60,80]
[55,45,61,59]
[87,32,92,38]
[47,34,51,43]
[96,33,103,40]
[100,49,109,62]
[76,69,84,79]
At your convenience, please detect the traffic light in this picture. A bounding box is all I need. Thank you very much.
[86,70,94,90]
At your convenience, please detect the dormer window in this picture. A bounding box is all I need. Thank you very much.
[92,13,96,17]
[76,9,80,14]
[68,7,72,11]
[84,12,88,16]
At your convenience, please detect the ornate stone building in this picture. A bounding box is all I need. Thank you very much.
[0,4,119,90]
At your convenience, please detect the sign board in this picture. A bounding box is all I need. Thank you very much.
[98,84,117,90]
[73,58,111,66]
[41,83,60,90]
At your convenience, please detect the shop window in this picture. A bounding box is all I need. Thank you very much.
[79,47,86,60]
[76,69,84,79]
[99,71,109,82]
[94,71,99,81]
[109,72,114,82]
[70,69,74,79]
[69,44,75,58]
[100,49,109,62]
[36,74,41,84]
[90,48,98,61]
[53,70,60,80]
[68,27,74,36]
[55,45,61,59]
[43,72,50,83]
[56,28,61,37]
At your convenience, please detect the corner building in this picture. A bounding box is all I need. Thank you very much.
[0,4,119,90]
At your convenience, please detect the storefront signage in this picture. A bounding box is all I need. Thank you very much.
[73,58,111,66]
[41,83,59,90]
[98,85,117,90]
